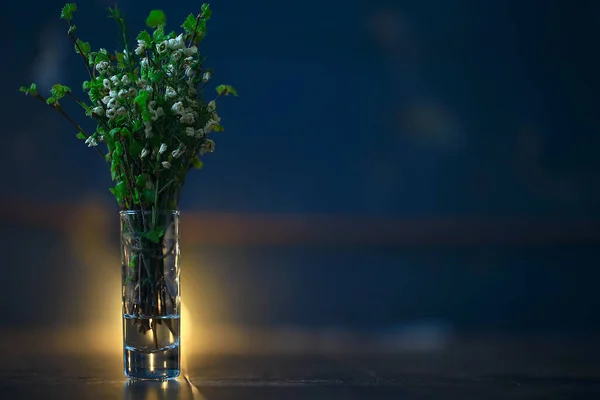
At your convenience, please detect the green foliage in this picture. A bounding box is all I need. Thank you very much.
[215,84,238,97]
[21,2,238,215]
[60,3,77,21]
[19,83,37,96]
[74,38,90,55]
[141,226,164,243]
[146,10,166,28]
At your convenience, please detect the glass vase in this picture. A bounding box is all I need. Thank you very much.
[121,210,181,380]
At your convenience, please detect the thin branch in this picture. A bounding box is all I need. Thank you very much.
[67,22,94,79]
[32,94,104,159]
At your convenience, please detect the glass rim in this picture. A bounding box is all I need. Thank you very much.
[119,210,180,216]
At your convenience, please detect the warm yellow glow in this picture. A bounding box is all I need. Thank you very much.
[149,353,155,371]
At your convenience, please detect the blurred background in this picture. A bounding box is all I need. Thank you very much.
[1,0,600,356]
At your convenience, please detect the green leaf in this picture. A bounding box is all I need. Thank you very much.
[135,174,147,188]
[137,30,152,45]
[191,157,203,169]
[110,181,127,203]
[201,3,212,20]
[181,13,197,34]
[46,97,57,105]
[19,83,38,96]
[74,38,91,55]
[60,3,77,20]
[114,141,124,157]
[149,70,165,83]
[129,140,143,157]
[129,253,138,269]
[68,24,76,35]
[142,226,164,243]
[50,84,71,100]
[146,10,166,28]
[215,84,238,97]
[76,132,86,140]
[213,124,224,132]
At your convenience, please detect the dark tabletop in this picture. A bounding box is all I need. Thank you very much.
[2,337,600,399]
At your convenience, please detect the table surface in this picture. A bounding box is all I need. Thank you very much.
[2,338,600,399]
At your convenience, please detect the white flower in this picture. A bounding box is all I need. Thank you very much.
[85,136,97,147]
[184,46,198,56]
[186,127,196,137]
[96,61,109,72]
[117,89,128,98]
[171,102,184,114]
[159,143,167,154]
[154,107,165,120]
[135,45,145,56]
[103,79,111,89]
[141,148,149,158]
[144,121,153,138]
[162,161,171,169]
[137,39,147,48]
[148,101,157,110]
[180,112,195,125]
[137,79,148,88]
[109,89,118,98]
[128,87,137,97]
[202,72,211,82]
[195,128,205,138]
[106,109,116,119]
[145,85,154,93]
[207,100,216,112]
[107,98,117,109]
[165,64,175,77]
[140,58,149,69]
[167,34,185,50]
[121,75,131,85]
[172,145,185,158]
[156,41,168,54]
[200,139,215,154]
[92,106,104,115]
[204,119,218,133]
[212,112,221,123]
[110,75,120,86]
[171,50,182,61]
[165,86,177,99]
[185,66,195,78]
[101,95,111,105]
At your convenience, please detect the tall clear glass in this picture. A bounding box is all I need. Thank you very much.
[120,210,181,380]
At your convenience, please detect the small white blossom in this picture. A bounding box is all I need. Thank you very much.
[154,107,165,119]
[171,50,182,61]
[107,98,117,109]
[85,136,97,147]
[165,86,177,99]
[172,145,185,158]
[185,65,195,78]
[110,75,120,86]
[106,109,116,119]
[180,112,195,125]
[200,139,215,154]
[167,34,185,50]
[118,89,128,98]
[145,85,154,93]
[186,127,196,137]
[103,79,111,89]
[162,161,171,169]
[128,87,137,97]
[109,89,118,98]
[202,72,211,82]
[195,128,205,138]
[213,112,221,123]
[171,102,184,115]
[184,46,198,56]
[140,58,149,69]
[137,39,147,48]
[137,79,148,88]
[96,61,109,72]
[121,75,131,85]
[207,100,216,112]
[165,64,175,77]
[148,101,157,110]
[101,95,111,105]
[144,121,153,138]
[92,106,104,116]
[156,41,168,54]
[141,148,149,158]
[159,143,167,154]
[204,119,218,133]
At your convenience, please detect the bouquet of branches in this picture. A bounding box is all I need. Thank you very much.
[20,3,236,342]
